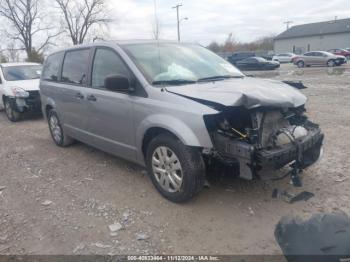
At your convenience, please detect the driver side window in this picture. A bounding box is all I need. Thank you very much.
[92,48,130,89]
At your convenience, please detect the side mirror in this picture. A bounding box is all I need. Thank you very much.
[104,75,134,93]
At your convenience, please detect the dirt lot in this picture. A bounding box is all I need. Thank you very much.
[0,63,349,255]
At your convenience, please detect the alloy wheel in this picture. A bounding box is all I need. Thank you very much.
[152,146,183,193]
[49,114,62,144]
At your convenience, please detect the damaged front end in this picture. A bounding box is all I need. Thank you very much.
[204,106,324,186]
[8,90,42,113]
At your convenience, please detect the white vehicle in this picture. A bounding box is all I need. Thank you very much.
[272,53,297,63]
[0,63,42,122]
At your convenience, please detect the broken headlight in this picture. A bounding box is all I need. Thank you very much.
[10,87,30,98]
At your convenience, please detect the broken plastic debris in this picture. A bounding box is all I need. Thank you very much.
[272,189,314,204]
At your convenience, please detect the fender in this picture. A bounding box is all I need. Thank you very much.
[136,114,213,164]
[42,96,57,120]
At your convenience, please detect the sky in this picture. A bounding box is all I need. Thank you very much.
[108,0,350,45]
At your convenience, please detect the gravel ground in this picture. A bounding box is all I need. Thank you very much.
[0,63,349,255]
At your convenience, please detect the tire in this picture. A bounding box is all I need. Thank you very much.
[47,109,74,147]
[4,97,21,122]
[327,60,335,67]
[297,61,305,68]
[146,134,205,203]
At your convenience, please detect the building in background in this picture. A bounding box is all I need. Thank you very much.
[274,18,350,54]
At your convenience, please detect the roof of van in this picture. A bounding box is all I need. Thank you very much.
[0,62,41,67]
[46,40,194,56]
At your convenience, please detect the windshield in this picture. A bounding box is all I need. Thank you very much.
[122,43,244,85]
[2,65,42,81]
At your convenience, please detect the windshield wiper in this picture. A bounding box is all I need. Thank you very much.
[197,75,243,82]
[152,79,197,86]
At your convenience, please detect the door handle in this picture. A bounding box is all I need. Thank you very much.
[75,92,84,100]
[87,94,97,102]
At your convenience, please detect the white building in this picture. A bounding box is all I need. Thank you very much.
[274,18,350,54]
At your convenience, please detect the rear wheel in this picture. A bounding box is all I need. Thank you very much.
[48,109,74,147]
[146,134,205,203]
[4,97,21,122]
[297,61,305,68]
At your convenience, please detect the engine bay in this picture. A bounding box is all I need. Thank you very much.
[204,106,324,183]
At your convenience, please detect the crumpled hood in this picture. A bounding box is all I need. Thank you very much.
[7,79,40,91]
[166,77,307,109]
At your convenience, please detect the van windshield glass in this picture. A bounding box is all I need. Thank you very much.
[3,65,42,81]
[122,43,244,86]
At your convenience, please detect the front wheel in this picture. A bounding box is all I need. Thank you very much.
[146,134,205,203]
[48,109,74,147]
[327,60,336,67]
[4,98,21,122]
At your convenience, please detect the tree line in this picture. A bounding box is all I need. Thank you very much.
[0,0,111,63]
[207,33,275,54]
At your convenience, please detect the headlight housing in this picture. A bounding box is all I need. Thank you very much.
[10,87,29,98]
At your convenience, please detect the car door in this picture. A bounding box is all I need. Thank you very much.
[57,48,92,137]
[303,52,315,65]
[85,47,137,161]
[313,52,326,65]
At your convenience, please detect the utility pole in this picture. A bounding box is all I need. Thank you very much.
[172,4,183,42]
[284,21,293,30]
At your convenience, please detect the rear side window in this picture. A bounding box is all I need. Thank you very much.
[91,48,130,88]
[42,52,64,81]
[61,49,90,85]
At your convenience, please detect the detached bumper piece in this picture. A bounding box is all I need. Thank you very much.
[213,127,324,183]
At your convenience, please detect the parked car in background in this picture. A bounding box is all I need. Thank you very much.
[0,63,42,122]
[227,52,255,65]
[236,57,280,71]
[40,41,323,203]
[327,48,350,59]
[256,51,275,61]
[292,51,347,68]
[272,53,297,63]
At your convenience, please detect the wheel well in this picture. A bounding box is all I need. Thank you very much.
[45,105,53,118]
[142,127,179,157]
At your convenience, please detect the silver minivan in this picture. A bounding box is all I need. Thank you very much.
[40,41,324,202]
